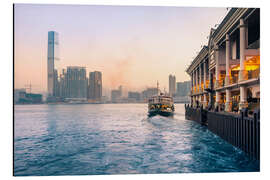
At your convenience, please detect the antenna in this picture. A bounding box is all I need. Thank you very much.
[25,82,32,94]
[24,82,38,94]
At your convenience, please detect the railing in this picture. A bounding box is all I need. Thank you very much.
[242,69,260,81]
[216,79,225,88]
[207,111,260,161]
[230,75,239,84]
[185,105,260,161]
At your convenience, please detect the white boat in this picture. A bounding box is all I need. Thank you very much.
[148,82,175,117]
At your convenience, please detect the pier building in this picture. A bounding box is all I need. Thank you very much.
[186,8,260,114]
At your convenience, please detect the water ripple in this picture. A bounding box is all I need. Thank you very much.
[14,104,259,176]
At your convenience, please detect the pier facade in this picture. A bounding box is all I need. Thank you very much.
[186,8,260,114]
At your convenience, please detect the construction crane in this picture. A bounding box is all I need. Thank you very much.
[24,82,38,94]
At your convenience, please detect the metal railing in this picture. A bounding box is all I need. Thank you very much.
[185,105,260,160]
[241,69,260,81]
[230,75,239,84]
[217,79,225,88]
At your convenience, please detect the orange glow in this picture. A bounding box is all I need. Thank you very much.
[244,55,260,71]
[231,64,240,71]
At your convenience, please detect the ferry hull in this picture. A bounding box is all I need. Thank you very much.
[148,110,174,117]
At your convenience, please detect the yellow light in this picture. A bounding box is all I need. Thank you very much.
[231,65,240,71]
[245,65,260,71]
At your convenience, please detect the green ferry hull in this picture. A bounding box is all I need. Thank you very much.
[148,110,174,117]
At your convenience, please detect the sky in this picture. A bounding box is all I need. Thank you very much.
[14,4,228,95]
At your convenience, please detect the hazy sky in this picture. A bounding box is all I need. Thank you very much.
[14,4,228,94]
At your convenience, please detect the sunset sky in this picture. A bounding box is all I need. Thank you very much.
[14,4,228,95]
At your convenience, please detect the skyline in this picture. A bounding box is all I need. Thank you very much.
[14,4,228,93]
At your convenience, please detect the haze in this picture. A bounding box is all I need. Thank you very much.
[14,4,228,94]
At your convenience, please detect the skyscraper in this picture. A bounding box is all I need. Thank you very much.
[88,71,102,101]
[176,81,191,96]
[169,74,176,96]
[47,31,59,97]
[66,66,87,100]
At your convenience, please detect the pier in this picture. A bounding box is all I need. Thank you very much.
[185,104,260,161]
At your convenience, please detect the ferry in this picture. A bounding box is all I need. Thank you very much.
[148,82,175,117]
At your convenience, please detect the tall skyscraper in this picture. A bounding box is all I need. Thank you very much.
[169,74,176,96]
[47,31,59,97]
[88,71,102,101]
[66,66,87,100]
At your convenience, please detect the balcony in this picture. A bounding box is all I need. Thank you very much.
[215,79,225,89]
[229,75,239,85]
[243,69,260,80]
[204,80,209,89]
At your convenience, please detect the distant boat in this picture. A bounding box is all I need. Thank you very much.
[148,82,175,117]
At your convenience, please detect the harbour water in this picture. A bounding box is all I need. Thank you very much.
[14,104,259,176]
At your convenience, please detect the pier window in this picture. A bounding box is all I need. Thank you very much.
[247,9,260,49]
[243,55,260,80]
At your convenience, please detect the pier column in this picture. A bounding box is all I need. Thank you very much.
[203,94,207,109]
[199,63,202,93]
[239,18,246,82]
[225,89,232,112]
[214,44,221,109]
[214,44,220,89]
[239,86,248,110]
[196,67,199,93]
[204,60,207,89]
[208,70,212,109]
[215,91,221,110]
[192,71,195,94]
[203,60,208,108]
[225,34,231,86]
[191,72,193,94]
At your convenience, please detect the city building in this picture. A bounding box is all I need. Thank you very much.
[141,88,158,102]
[176,81,191,97]
[88,71,102,101]
[14,88,43,104]
[47,31,59,98]
[14,88,26,103]
[186,8,260,113]
[128,91,141,102]
[65,66,88,101]
[59,69,67,98]
[111,86,123,103]
[169,74,176,96]
[53,69,60,97]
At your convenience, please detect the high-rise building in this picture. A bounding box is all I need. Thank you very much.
[111,86,123,103]
[88,71,102,101]
[141,88,158,101]
[169,74,176,96]
[59,69,67,98]
[128,91,141,102]
[53,69,60,97]
[65,66,87,100]
[176,81,191,97]
[47,31,59,97]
